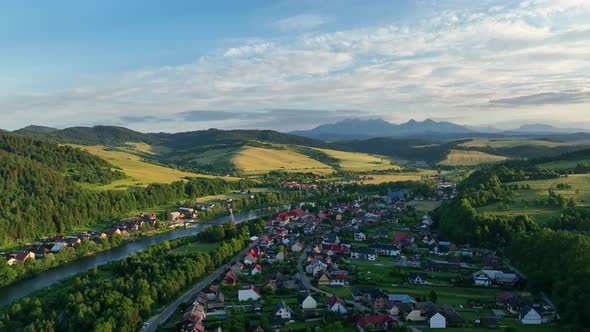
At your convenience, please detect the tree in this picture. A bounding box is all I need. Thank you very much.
[429,290,438,303]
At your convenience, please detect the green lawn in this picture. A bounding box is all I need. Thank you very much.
[407,200,442,212]
[170,242,220,255]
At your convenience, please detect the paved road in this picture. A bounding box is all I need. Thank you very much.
[296,247,369,311]
[141,241,258,332]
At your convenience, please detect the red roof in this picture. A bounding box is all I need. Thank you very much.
[394,233,413,241]
[331,270,349,280]
[327,295,346,307]
[322,244,351,255]
[253,264,263,271]
[290,208,307,218]
[357,315,397,328]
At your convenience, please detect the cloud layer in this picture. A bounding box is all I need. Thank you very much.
[1,0,589,132]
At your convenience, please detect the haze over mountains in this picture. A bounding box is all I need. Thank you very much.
[290,118,590,141]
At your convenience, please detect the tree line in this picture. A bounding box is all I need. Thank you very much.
[0,219,263,332]
[433,160,590,329]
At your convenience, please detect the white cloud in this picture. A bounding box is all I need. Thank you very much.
[1,0,590,131]
[274,14,327,32]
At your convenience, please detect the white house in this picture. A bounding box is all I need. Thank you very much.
[299,293,318,310]
[520,307,542,325]
[429,312,446,329]
[327,296,347,314]
[243,254,256,265]
[291,242,303,252]
[50,242,66,252]
[275,252,285,262]
[238,285,262,301]
[251,264,263,276]
[354,232,367,241]
[273,301,295,321]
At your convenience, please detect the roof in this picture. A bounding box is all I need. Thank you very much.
[273,300,295,315]
[290,208,307,218]
[357,315,397,328]
[297,292,317,304]
[326,295,346,307]
[408,272,428,280]
[387,294,416,304]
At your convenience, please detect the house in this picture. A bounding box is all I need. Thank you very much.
[224,270,238,285]
[393,233,414,243]
[322,234,340,245]
[272,301,296,325]
[326,296,348,314]
[372,292,389,310]
[472,270,518,287]
[106,227,121,237]
[317,271,331,286]
[243,254,257,265]
[352,287,382,303]
[350,248,377,261]
[520,307,542,325]
[50,242,67,252]
[405,302,436,322]
[238,285,262,301]
[13,251,35,263]
[329,270,349,286]
[298,292,318,309]
[428,312,446,329]
[291,242,303,252]
[387,294,416,304]
[194,203,215,212]
[408,272,428,284]
[354,232,367,241]
[357,315,397,332]
[368,244,400,257]
[322,244,350,255]
[250,264,263,275]
[274,251,285,262]
[259,237,272,248]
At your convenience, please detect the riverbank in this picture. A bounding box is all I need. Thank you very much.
[0,205,287,308]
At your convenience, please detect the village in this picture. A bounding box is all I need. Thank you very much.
[161,176,558,332]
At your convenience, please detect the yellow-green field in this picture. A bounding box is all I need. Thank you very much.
[539,158,590,169]
[72,145,240,190]
[195,188,274,203]
[477,173,590,224]
[459,138,590,148]
[438,149,507,166]
[361,171,436,184]
[231,146,334,175]
[312,147,400,171]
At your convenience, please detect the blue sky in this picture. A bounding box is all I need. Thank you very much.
[1,0,589,132]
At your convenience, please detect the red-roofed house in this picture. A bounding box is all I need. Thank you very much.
[394,234,415,243]
[322,244,351,255]
[251,264,263,275]
[357,315,397,332]
[327,295,348,314]
[289,208,307,219]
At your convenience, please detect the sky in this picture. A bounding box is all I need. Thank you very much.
[1,0,589,132]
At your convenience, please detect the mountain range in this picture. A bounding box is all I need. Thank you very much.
[290,118,590,141]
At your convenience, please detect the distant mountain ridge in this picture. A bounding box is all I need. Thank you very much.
[290,118,474,141]
[504,123,590,134]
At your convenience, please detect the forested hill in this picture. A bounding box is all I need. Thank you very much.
[0,133,124,184]
[433,159,590,328]
[14,125,333,149]
[0,132,256,246]
[14,125,156,146]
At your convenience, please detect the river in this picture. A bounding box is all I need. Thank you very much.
[0,205,288,307]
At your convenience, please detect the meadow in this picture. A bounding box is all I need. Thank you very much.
[438,149,507,166]
[312,147,400,171]
[459,138,590,148]
[71,145,239,190]
[407,200,442,212]
[231,145,334,174]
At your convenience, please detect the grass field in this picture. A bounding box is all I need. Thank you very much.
[438,149,507,166]
[72,145,240,190]
[539,158,590,169]
[477,173,590,223]
[460,138,590,148]
[407,200,442,212]
[362,170,437,184]
[232,146,334,175]
[170,242,219,255]
[195,188,274,203]
[312,147,400,171]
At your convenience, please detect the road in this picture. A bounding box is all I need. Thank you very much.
[296,246,369,311]
[141,241,259,332]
